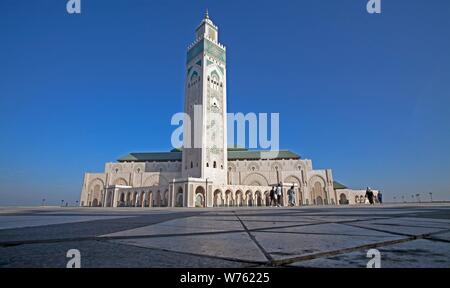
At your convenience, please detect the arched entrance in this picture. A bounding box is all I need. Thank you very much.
[176,188,183,207]
[235,190,243,207]
[316,196,324,205]
[195,186,206,208]
[213,190,222,207]
[245,191,253,206]
[264,191,270,206]
[118,193,125,207]
[255,191,262,206]
[312,181,327,206]
[225,190,233,207]
[90,184,102,207]
[126,192,131,207]
[339,193,348,205]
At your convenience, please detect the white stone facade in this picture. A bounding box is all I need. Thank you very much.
[335,189,380,205]
[80,157,338,208]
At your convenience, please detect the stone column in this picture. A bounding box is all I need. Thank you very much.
[170,180,175,207]
[207,184,213,208]
[112,189,118,208]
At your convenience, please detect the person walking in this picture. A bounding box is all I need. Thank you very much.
[377,191,383,204]
[287,186,296,207]
[269,187,276,207]
[365,187,374,205]
[276,183,283,207]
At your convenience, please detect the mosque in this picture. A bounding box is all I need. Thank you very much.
[80,12,377,208]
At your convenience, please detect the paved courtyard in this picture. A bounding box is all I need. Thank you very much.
[0,204,449,268]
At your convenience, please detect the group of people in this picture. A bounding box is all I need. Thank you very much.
[269,185,382,207]
[365,187,383,205]
[269,183,297,207]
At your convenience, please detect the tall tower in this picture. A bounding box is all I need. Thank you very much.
[182,11,228,185]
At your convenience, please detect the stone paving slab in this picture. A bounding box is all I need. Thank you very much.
[261,222,400,238]
[237,216,322,230]
[251,224,404,260]
[295,210,428,216]
[111,232,268,263]
[299,216,389,223]
[350,217,450,236]
[427,231,450,242]
[397,217,450,226]
[0,240,254,268]
[101,216,244,237]
[0,215,134,230]
[288,239,450,268]
[0,212,202,244]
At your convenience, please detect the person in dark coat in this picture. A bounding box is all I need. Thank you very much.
[269,187,276,206]
[365,187,374,205]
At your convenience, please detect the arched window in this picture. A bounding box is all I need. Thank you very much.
[213,161,217,168]
[190,162,193,169]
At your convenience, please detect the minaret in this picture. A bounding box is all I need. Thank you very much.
[182,11,228,185]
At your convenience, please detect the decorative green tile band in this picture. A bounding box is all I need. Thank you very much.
[187,39,226,64]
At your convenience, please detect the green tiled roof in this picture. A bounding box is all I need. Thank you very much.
[228,150,299,160]
[118,148,300,162]
[333,181,348,190]
[118,152,182,162]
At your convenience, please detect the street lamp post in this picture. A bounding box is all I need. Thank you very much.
[429,192,433,202]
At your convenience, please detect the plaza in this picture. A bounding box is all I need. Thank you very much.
[0,204,449,268]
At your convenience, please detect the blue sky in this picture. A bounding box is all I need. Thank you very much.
[0,0,449,206]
